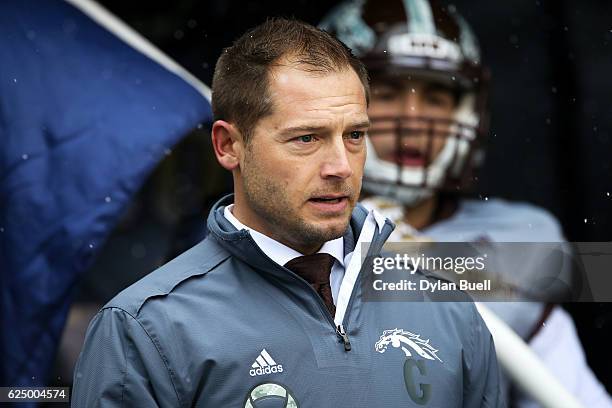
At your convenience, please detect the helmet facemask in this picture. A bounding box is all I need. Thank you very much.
[320,0,490,206]
[364,77,481,206]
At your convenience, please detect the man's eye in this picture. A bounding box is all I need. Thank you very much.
[347,131,365,140]
[425,93,454,108]
[373,92,396,102]
[297,135,314,143]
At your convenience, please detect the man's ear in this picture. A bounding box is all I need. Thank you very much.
[211,120,243,171]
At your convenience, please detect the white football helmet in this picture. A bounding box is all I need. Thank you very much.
[321,0,490,205]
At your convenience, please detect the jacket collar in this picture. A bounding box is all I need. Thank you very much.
[222,204,345,267]
[207,194,391,253]
[206,194,394,286]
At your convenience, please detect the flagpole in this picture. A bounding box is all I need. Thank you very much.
[64,0,211,101]
[476,303,584,408]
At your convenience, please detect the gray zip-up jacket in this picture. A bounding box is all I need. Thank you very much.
[72,195,504,407]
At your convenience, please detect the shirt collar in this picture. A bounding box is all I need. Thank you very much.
[224,204,344,267]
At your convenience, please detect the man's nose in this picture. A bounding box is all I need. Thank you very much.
[320,138,353,179]
[401,91,421,117]
[400,92,428,135]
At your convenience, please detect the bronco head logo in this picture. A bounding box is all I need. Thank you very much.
[375,328,443,362]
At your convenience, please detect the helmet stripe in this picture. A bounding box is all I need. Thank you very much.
[402,0,436,35]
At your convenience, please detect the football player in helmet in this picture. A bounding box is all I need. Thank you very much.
[321,0,612,406]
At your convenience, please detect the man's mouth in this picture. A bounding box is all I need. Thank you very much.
[307,194,350,213]
[309,195,347,204]
[394,147,426,166]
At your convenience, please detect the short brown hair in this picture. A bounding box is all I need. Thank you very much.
[211,18,370,143]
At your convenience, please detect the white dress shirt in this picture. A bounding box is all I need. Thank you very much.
[224,204,346,304]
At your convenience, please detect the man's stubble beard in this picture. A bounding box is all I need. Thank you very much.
[241,151,354,251]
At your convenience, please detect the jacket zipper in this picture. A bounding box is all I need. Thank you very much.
[246,236,348,351]
[336,220,392,352]
[336,324,351,351]
[279,266,354,352]
[246,221,391,353]
[290,272,352,352]
[288,272,353,352]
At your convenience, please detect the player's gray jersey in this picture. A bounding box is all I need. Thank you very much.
[361,196,567,339]
[422,198,564,243]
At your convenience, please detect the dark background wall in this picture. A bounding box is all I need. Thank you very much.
[78,0,612,390]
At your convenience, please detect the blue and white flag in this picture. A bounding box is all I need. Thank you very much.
[0,0,212,387]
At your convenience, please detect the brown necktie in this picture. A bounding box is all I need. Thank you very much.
[284,253,336,316]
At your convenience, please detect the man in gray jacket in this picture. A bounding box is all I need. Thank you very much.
[72,18,504,407]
